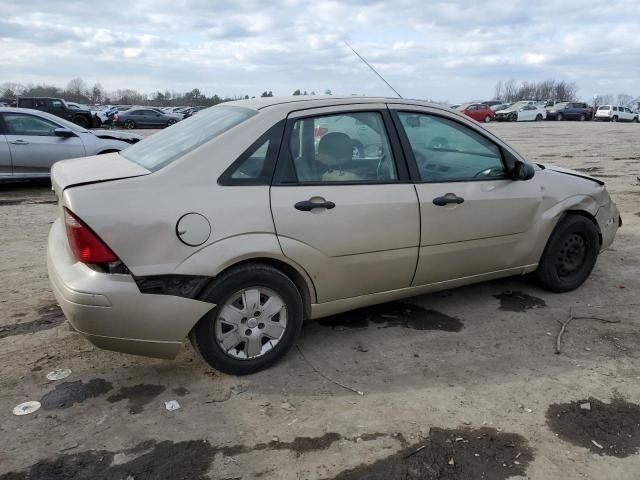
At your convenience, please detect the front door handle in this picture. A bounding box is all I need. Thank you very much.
[433,194,464,206]
[295,200,336,211]
[9,139,29,145]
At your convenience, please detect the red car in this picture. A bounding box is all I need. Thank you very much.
[456,103,495,123]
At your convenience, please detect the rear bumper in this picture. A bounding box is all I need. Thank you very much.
[46,219,214,359]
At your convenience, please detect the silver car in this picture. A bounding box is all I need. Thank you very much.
[47,96,621,374]
[0,108,140,180]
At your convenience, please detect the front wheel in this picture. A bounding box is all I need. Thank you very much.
[579,114,586,121]
[191,264,304,375]
[484,115,491,123]
[73,115,90,128]
[123,119,136,129]
[167,119,177,127]
[509,113,518,122]
[557,113,564,121]
[535,114,543,121]
[611,116,618,122]
[535,215,600,292]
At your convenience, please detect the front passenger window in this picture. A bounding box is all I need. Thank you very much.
[3,113,58,136]
[397,112,506,182]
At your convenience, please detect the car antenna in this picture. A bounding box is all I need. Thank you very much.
[344,41,403,98]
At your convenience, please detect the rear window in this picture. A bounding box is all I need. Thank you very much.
[121,105,256,171]
[598,106,611,110]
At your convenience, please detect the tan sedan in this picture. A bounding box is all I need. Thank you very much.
[47,97,621,374]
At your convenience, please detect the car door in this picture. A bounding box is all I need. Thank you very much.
[389,106,542,286]
[0,122,11,177]
[2,112,86,176]
[270,105,420,303]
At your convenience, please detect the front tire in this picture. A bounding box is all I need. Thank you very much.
[123,119,136,129]
[536,215,600,292]
[509,113,518,122]
[191,264,304,375]
[73,115,90,128]
[557,113,564,121]
[579,114,586,121]
[535,114,543,121]
[611,116,618,122]
[484,115,491,123]
[167,119,177,127]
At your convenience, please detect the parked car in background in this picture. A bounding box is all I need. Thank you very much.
[113,108,182,129]
[545,102,593,121]
[47,96,620,374]
[17,97,94,129]
[481,100,503,108]
[495,102,546,122]
[0,108,140,180]
[594,105,638,122]
[490,103,511,112]
[456,103,495,122]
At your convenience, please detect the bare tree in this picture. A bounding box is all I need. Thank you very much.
[616,93,634,107]
[594,94,614,107]
[65,77,89,102]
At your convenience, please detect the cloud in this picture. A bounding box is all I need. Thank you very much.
[0,0,639,102]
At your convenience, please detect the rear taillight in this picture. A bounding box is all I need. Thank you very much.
[64,208,118,264]
[114,114,119,121]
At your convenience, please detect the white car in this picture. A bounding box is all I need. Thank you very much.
[495,101,547,122]
[594,105,638,122]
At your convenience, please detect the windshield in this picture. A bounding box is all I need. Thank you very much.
[121,105,256,171]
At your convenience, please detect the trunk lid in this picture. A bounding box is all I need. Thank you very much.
[51,152,151,196]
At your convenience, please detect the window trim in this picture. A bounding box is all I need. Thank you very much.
[272,108,410,186]
[218,120,285,186]
[389,109,513,184]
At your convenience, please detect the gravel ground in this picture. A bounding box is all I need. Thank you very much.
[1,121,639,479]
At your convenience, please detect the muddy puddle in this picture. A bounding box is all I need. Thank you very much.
[327,427,533,480]
[547,397,640,457]
[0,304,64,339]
[317,302,463,331]
[107,384,167,414]
[41,379,113,410]
[493,291,546,312]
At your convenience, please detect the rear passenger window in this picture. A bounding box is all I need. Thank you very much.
[287,111,397,183]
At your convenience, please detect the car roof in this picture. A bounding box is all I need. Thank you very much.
[224,95,446,113]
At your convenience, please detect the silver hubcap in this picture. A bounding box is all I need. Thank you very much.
[215,287,287,360]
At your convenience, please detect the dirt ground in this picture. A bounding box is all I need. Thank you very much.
[1,121,639,479]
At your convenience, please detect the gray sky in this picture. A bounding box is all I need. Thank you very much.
[1,0,639,102]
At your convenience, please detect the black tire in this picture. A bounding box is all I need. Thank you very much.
[536,215,600,292]
[509,113,518,122]
[124,119,136,129]
[579,114,586,121]
[167,119,177,127]
[611,116,618,122]
[535,114,543,121]
[73,115,90,128]
[190,263,304,375]
[557,113,564,121]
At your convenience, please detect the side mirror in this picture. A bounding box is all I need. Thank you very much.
[519,108,525,112]
[513,160,535,181]
[54,128,75,138]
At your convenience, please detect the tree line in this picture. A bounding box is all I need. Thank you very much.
[0,78,335,107]
[493,78,638,108]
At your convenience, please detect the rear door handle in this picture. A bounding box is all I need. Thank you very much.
[295,200,336,211]
[9,139,29,145]
[433,194,464,206]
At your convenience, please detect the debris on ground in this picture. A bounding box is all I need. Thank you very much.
[46,368,72,381]
[281,401,297,412]
[164,400,181,411]
[13,401,41,416]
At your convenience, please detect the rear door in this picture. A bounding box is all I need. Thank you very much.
[0,117,11,177]
[2,111,86,176]
[389,106,542,285]
[270,104,420,303]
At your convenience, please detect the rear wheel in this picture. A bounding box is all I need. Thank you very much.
[536,215,600,292]
[73,115,90,128]
[123,119,136,129]
[190,263,304,375]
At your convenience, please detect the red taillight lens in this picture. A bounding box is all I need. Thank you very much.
[64,208,118,264]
